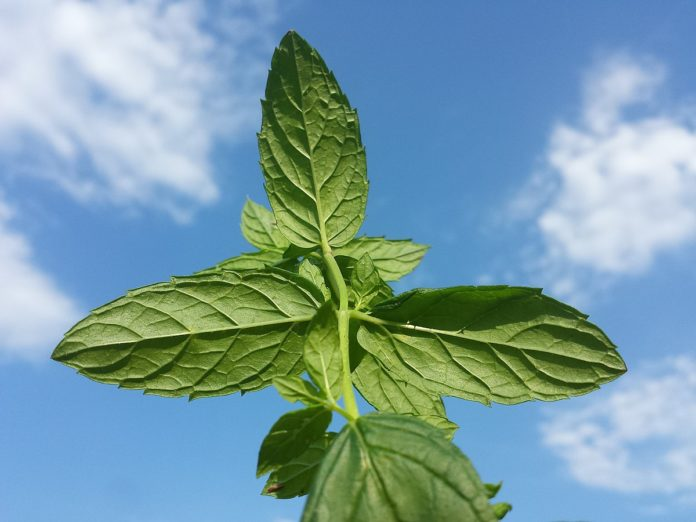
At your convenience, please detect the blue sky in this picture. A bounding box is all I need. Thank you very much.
[2,1,696,521]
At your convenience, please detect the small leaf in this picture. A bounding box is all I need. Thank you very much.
[298,259,331,302]
[353,350,457,438]
[335,255,393,308]
[284,243,319,259]
[484,482,512,519]
[241,198,290,251]
[485,482,503,499]
[334,236,429,281]
[257,406,332,478]
[259,31,368,248]
[273,375,325,407]
[52,270,322,399]
[350,253,382,310]
[196,250,286,274]
[417,414,459,440]
[492,503,512,520]
[262,432,336,499]
[357,286,626,405]
[303,304,343,401]
[301,414,497,522]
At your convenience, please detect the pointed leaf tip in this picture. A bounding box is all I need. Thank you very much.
[260,30,367,248]
[52,271,322,399]
[357,286,625,406]
[257,406,332,478]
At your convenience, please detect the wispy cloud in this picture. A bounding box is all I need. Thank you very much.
[0,0,278,220]
[541,355,696,502]
[0,194,80,361]
[0,0,280,360]
[509,53,696,300]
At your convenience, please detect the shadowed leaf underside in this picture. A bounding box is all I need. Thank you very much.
[335,236,429,281]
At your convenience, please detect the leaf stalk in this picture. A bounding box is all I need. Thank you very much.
[322,245,359,421]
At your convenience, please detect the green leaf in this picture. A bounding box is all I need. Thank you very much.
[241,198,290,251]
[273,375,325,407]
[492,503,512,519]
[303,304,343,401]
[417,415,459,440]
[485,482,503,499]
[257,406,332,478]
[262,432,336,499]
[356,286,626,405]
[334,236,429,281]
[349,253,382,310]
[298,259,331,302]
[197,250,285,274]
[352,350,457,438]
[284,243,319,259]
[484,482,511,519]
[259,31,368,248]
[335,255,394,308]
[301,413,497,522]
[52,270,323,399]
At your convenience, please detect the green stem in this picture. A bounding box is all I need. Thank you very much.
[322,246,348,310]
[324,401,354,422]
[322,243,359,421]
[350,310,384,326]
[338,309,358,418]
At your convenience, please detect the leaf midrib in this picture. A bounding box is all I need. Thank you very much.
[352,310,623,374]
[353,309,603,346]
[289,36,330,247]
[58,314,316,357]
[351,423,402,520]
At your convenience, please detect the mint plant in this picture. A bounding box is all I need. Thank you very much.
[52,31,626,521]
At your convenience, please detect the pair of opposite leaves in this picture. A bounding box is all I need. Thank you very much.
[52,31,625,522]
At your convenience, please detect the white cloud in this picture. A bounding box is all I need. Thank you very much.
[0,0,279,360]
[512,53,696,299]
[541,356,696,500]
[0,0,278,219]
[0,194,81,361]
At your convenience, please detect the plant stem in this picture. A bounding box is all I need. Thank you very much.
[322,243,360,421]
[324,401,354,422]
[349,310,384,326]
